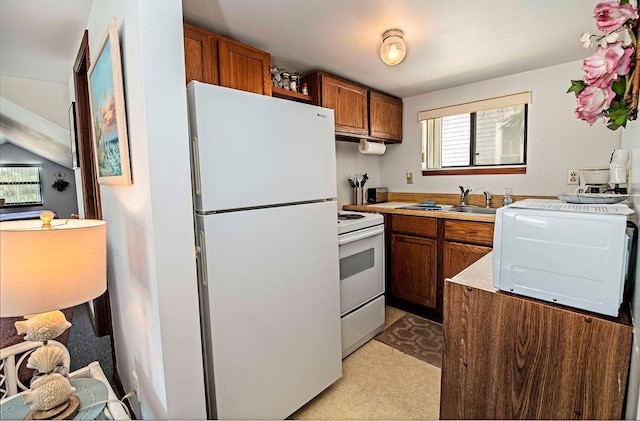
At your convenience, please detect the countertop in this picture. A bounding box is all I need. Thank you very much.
[446,251,497,292]
[342,202,496,222]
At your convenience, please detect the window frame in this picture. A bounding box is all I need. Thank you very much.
[0,164,44,207]
[419,92,530,176]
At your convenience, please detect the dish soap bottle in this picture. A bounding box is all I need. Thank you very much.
[502,188,513,206]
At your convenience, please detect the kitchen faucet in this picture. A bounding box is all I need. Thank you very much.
[483,191,492,208]
[459,186,471,205]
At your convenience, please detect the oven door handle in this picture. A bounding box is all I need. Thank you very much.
[338,224,384,246]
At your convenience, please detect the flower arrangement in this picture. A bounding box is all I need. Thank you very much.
[568,0,639,130]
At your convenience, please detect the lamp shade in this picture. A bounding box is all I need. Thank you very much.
[380,29,406,66]
[0,218,107,317]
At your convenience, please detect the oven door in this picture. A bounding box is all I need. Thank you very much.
[338,224,385,315]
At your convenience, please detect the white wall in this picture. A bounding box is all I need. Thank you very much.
[380,60,621,196]
[78,0,206,418]
[621,120,640,420]
[0,75,70,128]
[335,141,381,207]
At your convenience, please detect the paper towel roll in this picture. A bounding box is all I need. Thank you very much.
[359,139,386,155]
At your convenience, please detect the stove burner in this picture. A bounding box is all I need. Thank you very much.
[338,213,365,220]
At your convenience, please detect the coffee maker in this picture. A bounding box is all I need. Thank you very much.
[609,149,629,194]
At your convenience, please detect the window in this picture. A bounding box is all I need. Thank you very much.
[0,164,44,206]
[420,91,530,175]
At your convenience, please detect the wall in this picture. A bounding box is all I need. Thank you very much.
[0,75,70,128]
[620,120,640,420]
[0,143,78,217]
[336,142,381,207]
[78,0,206,418]
[380,60,621,196]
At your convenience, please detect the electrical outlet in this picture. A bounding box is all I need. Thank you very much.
[132,370,141,402]
[567,169,579,185]
[406,171,413,184]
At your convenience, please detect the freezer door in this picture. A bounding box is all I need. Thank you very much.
[188,82,337,212]
[195,200,342,419]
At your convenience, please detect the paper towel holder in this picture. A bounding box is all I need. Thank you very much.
[359,139,386,155]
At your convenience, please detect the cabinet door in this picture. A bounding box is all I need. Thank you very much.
[321,75,368,136]
[441,281,632,420]
[218,38,272,96]
[183,24,217,85]
[442,241,492,280]
[391,234,438,308]
[370,91,402,141]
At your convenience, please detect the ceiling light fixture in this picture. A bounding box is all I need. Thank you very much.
[380,29,406,66]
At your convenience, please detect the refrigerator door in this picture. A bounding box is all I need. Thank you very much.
[188,82,337,212]
[195,200,342,419]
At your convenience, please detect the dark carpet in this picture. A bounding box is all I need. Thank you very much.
[67,303,115,387]
[375,314,443,368]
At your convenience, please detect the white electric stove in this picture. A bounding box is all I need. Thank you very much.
[337,211,385,358]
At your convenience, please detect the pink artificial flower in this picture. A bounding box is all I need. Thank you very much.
[574,85,616,125]
[582,42,634,87]
[594,0,637,32]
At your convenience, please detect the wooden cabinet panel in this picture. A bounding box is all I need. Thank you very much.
[442,241,491,280]
[183,24,216,85]
[441,281,632,420]
[391,234,438,308]
[444,220,494,246]
[321,74,368,136]
[370,91,402,141]
[391,215,437,238]
[218,39,271,96]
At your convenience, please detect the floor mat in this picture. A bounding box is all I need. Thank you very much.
[375,314,443,368]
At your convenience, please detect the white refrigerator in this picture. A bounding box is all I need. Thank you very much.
[187,82,342,420]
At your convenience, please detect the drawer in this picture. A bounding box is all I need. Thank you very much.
[444,220,494,246]
[391,215,437,238]
[341,295,385,358]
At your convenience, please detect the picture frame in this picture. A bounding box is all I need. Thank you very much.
[68,102,79,169]
[87,17,132,185]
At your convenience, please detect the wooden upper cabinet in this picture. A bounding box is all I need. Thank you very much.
[369,91,402,142]
[303,71,402,142]
[183,23,216,85]
[218,38,271,96]
[321,74,368,136]
[183,23,271,96]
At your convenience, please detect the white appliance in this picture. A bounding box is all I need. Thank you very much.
[493,200,635,317]
[610,149,630,193]
[337,211,385,358]
[187,82,342,420]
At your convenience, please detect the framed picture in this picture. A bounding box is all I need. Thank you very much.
[68,102,79,169]
[88,17,132,185]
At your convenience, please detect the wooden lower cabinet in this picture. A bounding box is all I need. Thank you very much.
[391,233,437,308]
[442,241,491,280]
[441,280,633,420]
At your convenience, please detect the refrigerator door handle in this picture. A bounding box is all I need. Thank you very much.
[199,230,208,286]
[192,136,202,196]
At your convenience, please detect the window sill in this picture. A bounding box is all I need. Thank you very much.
[421,166,526,176]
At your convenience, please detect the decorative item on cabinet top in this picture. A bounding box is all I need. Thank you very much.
[271,66,313,103]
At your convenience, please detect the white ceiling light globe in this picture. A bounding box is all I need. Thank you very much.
[380,29,406,66]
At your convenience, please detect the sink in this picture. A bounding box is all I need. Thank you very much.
[449,206,497,215]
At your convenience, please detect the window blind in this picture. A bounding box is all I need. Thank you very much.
[418,91,532,121]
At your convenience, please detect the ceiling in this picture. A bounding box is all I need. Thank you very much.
[0,0,598,99]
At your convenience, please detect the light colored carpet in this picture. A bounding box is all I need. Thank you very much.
[291,307,441,420]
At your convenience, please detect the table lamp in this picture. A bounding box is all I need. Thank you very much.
[0,211,106,419]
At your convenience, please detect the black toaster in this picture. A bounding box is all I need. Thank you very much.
[366,187,388,204]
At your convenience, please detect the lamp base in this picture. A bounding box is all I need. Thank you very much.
[25,395,79,420]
